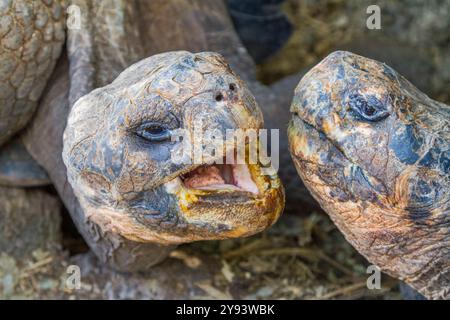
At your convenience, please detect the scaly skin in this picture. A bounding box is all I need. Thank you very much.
[288,51,449,299]
[0,0,65,146]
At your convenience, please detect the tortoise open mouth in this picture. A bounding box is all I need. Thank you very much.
[158,144,284,242]
[163,139,282,204]
[165,158,280,202]
[180,163,259,194]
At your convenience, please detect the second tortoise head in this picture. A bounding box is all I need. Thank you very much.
[289,51,449,289]
[290,50,448,196]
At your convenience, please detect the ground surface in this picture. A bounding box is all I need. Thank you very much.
[0,211,401,299]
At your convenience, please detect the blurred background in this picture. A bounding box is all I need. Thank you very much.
[245,0,449,105]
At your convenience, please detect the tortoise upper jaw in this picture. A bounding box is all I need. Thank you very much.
[288,114,353,191]
[289,113,356,166]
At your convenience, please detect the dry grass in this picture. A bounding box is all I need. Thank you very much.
[186,211,401,300]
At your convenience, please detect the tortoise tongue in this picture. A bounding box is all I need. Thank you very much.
[181,164,259,194]
[183,165,227,188]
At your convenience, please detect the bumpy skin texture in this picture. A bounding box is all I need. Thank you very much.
[63,51,283,245]
[288,51,449,299]
[0,0,65,146]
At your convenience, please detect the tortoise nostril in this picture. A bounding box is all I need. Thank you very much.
[229,83,236,91]
[215,93,224,102]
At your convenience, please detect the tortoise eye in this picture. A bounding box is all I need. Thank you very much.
[136,122,171,142]
[348,94,389,122]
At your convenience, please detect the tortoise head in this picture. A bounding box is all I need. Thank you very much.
[63,51,284,245]
[289,51,449,297]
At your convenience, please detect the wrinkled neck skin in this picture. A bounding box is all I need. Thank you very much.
[350,204,448,299]
[135,0,256,81]
[291,120,449,299]
[330,197,450,300]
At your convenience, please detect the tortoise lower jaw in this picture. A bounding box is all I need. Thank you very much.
[161,161,284,241]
